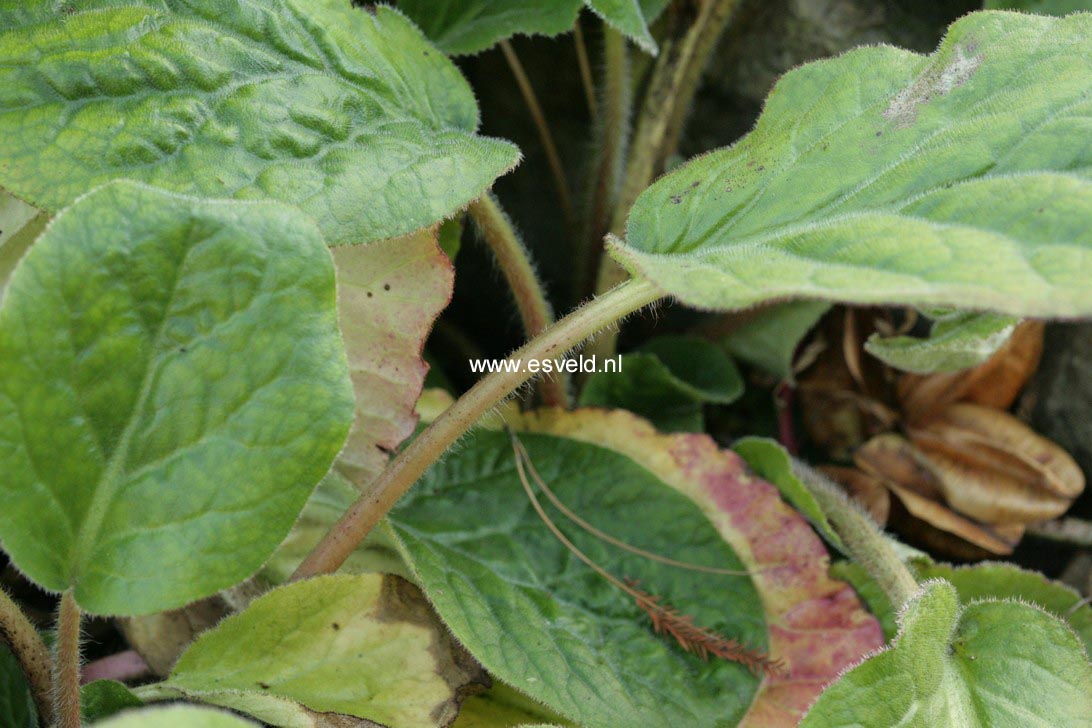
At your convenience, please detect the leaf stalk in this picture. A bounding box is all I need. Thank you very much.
[53,590,81,728]
[468,193,568,406]
[292,278,663,579]
[0,587,53,725]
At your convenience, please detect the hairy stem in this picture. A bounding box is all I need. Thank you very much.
[292,278,663,579]
[0,587,52,725]
[794,463,918,609]
[468,193,568,406]
[500,40,574,226]
[53,591,81,728]
[573,21,598,121]
[588,0,741,359]
[581,28,630,300]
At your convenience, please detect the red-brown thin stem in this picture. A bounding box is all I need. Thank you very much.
[0,587,52,725]
[53,591,81,728]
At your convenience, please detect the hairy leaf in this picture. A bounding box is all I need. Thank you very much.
[0,1,519,245]
[333,228,454,488]
[0,644,33,728]
[93,705,257,727]
[586,0,669,53]
[611,12,1092,316]
[579,335,742,431]
[717,302,830,381]
[0,182,353,615]
[82,681,143,724]
[800,579,1092,726]
[866,311,1019,373]
[397,0,583,55]
[155,574,485,728]
[389,409,882,728]
[733,437,846,552]
[985,0,1092,15]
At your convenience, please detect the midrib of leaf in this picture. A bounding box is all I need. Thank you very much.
[68,225,200,589]
[667,27,1083,256]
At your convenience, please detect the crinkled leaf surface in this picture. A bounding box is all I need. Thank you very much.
[611,12,1092,316]
[718,302,830,381]
[0,1,519,245]
[333,228,453,488]
[156,574,485,728]
[579,335,742,432]
[733,437,846,553]
[94,705,257,728]
[0,644,34,728]
[865,311,1019,373]
[0,182,353,615]
[800,579,1092,727]
[389,409,882,728]
[82,681,143,724]
[397,0,583,55]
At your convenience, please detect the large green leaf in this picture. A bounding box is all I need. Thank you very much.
[397,0,583,55]
[610,12,1092,316]
[151,574,485,728]
[0,1,518,245]
[94,705,257,727]
[800,579,1092,726]
[0,182,353,615]
[0,190,46,298]
[579,335,742,432]
[389,408,882,728]
[865,311,1019,373]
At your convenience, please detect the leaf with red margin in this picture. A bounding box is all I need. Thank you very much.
[332,228,455,487]
[388,408,882,727]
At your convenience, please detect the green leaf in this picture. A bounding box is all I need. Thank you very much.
[0,1,519,245]
[0,644,34,728]
[733,437,846,552]
[0,181,353,615]
[718,302,830,381]
[586,0,667,53]
[332,227,454,488]
[154,574,485,728]
[93,705,257,727]
[985,0,1092,15]
[397,0,583,55]
[611,12,1092,316]
[389,408,883,727]
[0,190,46,298]
[82,681,143,724]
[865,311,1019,373]
[829,561,900,641]
[579,335,742,432]
[453,684,571,728]
[800,579,1092,727]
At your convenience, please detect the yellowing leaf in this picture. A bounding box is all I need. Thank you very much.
[153,574,486,728]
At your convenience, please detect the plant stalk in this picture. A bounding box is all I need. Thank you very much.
[53,590,81,728]
[581,28,630,300]
[0,587,53,725]
[588,0,741,359]
[573,22,598,121]
[793,462,918,609]
[292,278,663,579]
[468,193,567,406]
[500,40,574,226]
